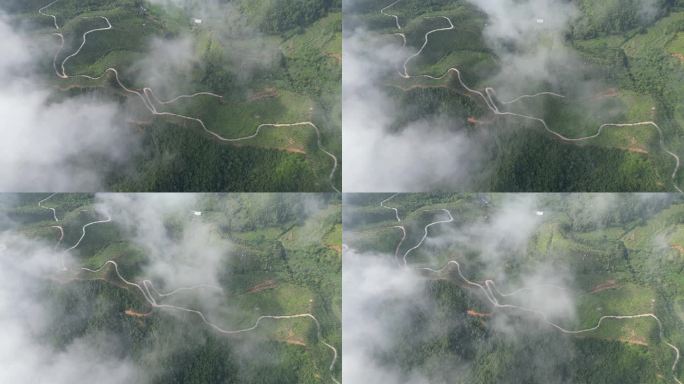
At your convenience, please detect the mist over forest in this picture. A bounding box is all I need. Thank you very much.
[344,193,684,384]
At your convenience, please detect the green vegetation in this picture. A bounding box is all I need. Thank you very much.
[9,0,341,191]
[354,0,684,191]
[239,0,340,36]
[2,193,341,383]
[572,0,669,39]
[346,193,684,383]
[110,122,324,192]
[490,127,665,192]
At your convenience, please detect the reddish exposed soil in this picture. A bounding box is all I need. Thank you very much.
[284,146,306,154]
[593,88,619,100]
[590,279,619,294]
[247,279,277,294]
[282,337,307,346]
[621,329,648,346]
[467,309,491,318]
[327,52,341,64]
[620,137,649,155]
[327,244,342,254]
[248,88,278,102]
[671,244,684,254]
[125,309,152,318]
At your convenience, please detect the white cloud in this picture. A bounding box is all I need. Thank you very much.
[342,31,487,191]
[95,193,230,291]
[0,13,139,191]
[129,36,199,98]
[343,249,433,383]
[0,231,144,384]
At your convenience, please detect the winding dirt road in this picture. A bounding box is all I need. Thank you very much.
[38,193,60,222]
[38,195,340,383]
[377,194,682,384]
[64,213,112,253]
[380,0,403,30]
[39,193,66,269]
[400,208,453,266]
[380,193,401,222]
[424,259,682,384]
[381,1,683,193]
[39,0,340,193]
[81,260,340,383]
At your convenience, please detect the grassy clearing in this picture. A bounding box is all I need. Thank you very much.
[623,13,684,58]
[575,284,656,336]
[667,32,684,58]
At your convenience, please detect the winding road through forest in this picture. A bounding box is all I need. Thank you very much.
[376,194,682,384]
[380,0,682,193]
[38,0,339,193]
[39,193,65,269]
[38,194,340,384]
